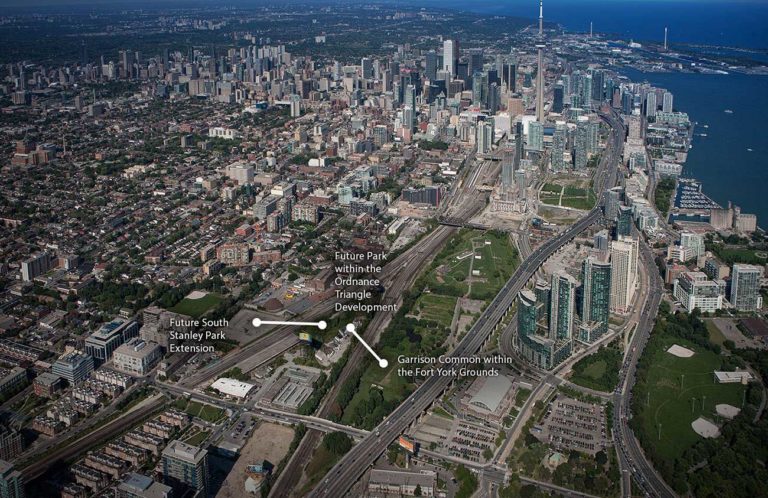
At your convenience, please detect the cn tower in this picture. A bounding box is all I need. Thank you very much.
[535,0,546,122]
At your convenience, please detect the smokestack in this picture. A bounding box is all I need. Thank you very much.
[664,27,668,50]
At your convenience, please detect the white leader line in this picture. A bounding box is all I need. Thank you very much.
[346,323,388,368]
[252,318,327,330]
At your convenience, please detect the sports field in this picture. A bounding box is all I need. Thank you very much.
[636,336,745,463]
[169,292,223,318]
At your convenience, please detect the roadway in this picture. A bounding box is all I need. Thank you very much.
[612,238,677,498]
[268,224,457,498]
[309,109,625,497]
[159,381,602,498]
[269,139,492,498]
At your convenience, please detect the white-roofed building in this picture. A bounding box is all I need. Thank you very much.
[459,374,515,425]
[713,371,754,384]
[210,378,255,399]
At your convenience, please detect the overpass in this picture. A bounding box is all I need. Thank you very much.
[309,110,624,497]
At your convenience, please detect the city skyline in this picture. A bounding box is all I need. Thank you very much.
[0,1,765,498]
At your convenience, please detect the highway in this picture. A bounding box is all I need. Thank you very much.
[309,109,624,497]
[177,299,337,388]
[179,222,457,390]
[159,382,600,498]
[268,144,492,498]
[612,238,677,498]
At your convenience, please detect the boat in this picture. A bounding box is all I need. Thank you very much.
[747,148,753,152]
[724,109,734,114]
[703,124,709,128]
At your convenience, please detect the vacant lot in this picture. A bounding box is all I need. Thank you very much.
[217,422,294,498]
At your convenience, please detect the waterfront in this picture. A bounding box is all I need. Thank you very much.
[437,0,768,49]
[620,67,768,227]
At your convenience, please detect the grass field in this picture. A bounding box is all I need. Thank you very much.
[560,186,597,210]
[541,183,563,195]
[174,398,226,423]
[339,229,518,430]
[635,336,745,463]
[581,360,607,379]
[169,292,223,318]
[468,232,518,300]
[414,293,457,328]
[570,345,622,392]
[705,320,727,347]
[183,430,210,446]
[515,388,531,407]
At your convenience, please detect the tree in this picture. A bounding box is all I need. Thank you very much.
[482,447,494,461]
[595,450,608,466]
[322,431,353,456]
[414,484,422,496]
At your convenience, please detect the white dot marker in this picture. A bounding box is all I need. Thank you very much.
[318,321,327,330]
[345,323,388,369]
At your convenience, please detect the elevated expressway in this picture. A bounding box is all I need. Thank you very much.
[310,111,624,497]
[268,149,488,498]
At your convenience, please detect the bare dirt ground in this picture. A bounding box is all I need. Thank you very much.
[216,422,295,498]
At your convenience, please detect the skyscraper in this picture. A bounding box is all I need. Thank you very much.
[580,256,612,338]
[587,121,599,154]
[621,90,634,115]
[518,289,538,339]
[604,187,623,220]
[550,271,578,341]
[534,280,551,326]
[730,264,763,311]
[476,120,493,154]
[487,82,500,114]
[514,121,524,167]
[289,94,301,117]
[501,149,514,190]
[361,57,373,79]
[468,49,483,77]
[617,205,633,237]
[443,39,459,77]
[472,71,487,106]
[590,69,604,102]
[580,73,593,109]
[425,51,438,81]
[502,60,516,92]
[551,121,566,171]
[645,92,657,118]
[528,121,544,151]
[574,116,589,170]
[610,236,639,313]
[662,91,674,113]
[552,82,564,113]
